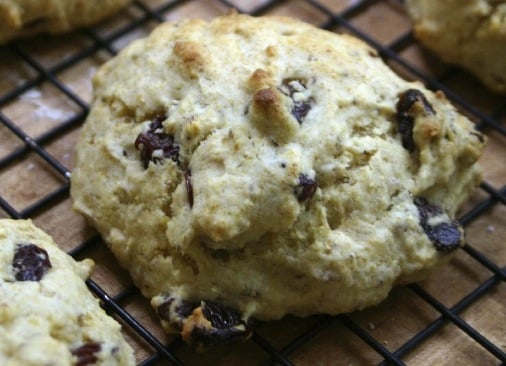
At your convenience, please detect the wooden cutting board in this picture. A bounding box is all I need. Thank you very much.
[0,1,504,365]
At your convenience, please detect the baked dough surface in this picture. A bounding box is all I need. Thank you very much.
[70,13,484,347]
[0,219,135,365]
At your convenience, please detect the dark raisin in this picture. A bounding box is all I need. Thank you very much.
[414,196,442,222]
[134,115,179,169]
[71,342,102,366]
[202,301,243,330]
[179,299,196,318]
[292,102,312,123]
[427,222,463,252]
[12,243,52,281]
[295,173,318,202]
[396,89,435,152]
[184,169,194,208]
[156,298,175,321]
[190,301,251,350]
[190,323,251,351]
[414,197,462,252]
[177,300,198,318]
[280,79,313,123]
[157,297,198,330]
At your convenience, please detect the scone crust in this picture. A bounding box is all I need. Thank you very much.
[406,0,506,93]
[71,13,484,333]
[0,219,135,365]
[0,0,131,43]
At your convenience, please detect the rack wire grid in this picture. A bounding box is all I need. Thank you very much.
[0,0,505,365]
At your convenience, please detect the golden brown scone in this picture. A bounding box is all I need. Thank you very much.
[0,0,132,43]
[0,219,135,365]
[406,0,506,93]
[70,13,485,350]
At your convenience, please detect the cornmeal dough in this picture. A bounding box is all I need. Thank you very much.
[0,0,132,43]
[70,13,485,349]
[0,219,135,365]
[406,0,506,93]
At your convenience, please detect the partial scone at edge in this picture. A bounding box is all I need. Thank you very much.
[0,0,132,43]
[406,0,506,93]
[0,219,135,365]
[70,13,485,350]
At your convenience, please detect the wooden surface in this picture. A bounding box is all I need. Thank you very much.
[0,1,504,365]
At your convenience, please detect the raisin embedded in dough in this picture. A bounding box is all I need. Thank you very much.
[182,301,251,351]
[280,78,314,123]
[134,115,179,168]
[295,173,318,202]
[156,295,251,351]
[414,197,463,252]
[396,89,435,152]
[12,243,52,281]
[72,342,102,366]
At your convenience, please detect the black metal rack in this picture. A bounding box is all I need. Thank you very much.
[0,1,504,365]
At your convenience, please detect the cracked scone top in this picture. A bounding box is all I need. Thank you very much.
[71,13,485,348]
[0,219,134,365]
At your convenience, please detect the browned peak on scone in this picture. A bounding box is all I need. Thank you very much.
[406,0,506,93]
[70,12,485,349]
[0,0,132,43]
[0,219,135,365]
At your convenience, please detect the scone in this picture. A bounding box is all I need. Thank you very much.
[406,0,506,93]
[70,13,485,350]
[0,219,135,365]
[0,0,132,43]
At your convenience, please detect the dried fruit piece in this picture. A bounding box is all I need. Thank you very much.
[12,243,52,281]
[295,173,318,202]
[396,89,435,152]
[156,296,251,351]
[414,197,462,252]
[280,79,313,123]
[183,301,252,351]
[427,222,463,251]
[134,115,179,169]
[71,342,102,366]
[202,301,244,330]
[157,296,198,330]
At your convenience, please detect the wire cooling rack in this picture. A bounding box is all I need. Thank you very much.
[0,0,505,365]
